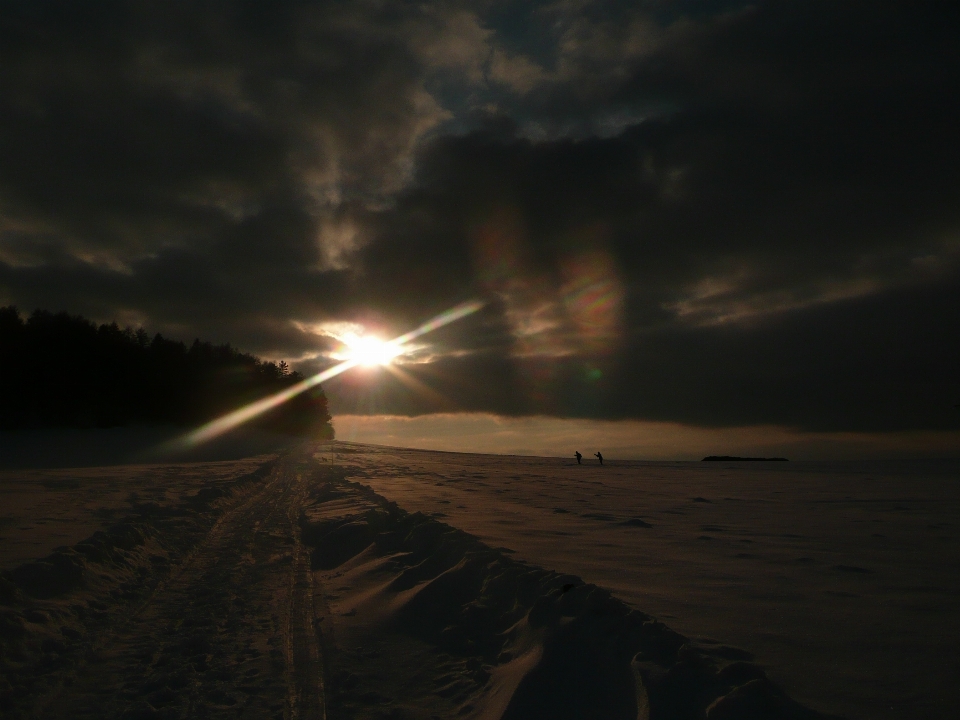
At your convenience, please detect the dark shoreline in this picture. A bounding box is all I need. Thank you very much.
[702,455,789,461]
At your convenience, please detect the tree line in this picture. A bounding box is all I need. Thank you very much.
[0,307,333,438]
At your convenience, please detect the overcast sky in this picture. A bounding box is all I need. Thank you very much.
[2,1,958,456]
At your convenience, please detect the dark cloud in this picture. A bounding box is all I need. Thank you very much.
[326,273,960,432]
[1,0,958,434]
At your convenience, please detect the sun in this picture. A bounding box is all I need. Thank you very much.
[341,334,404,367]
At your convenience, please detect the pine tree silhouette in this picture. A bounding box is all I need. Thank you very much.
[0,306,333,438]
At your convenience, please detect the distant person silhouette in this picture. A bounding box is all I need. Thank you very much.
[575,451,582,464]
[595,452,603,465]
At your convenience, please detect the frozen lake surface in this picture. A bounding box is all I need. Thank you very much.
[327,444,960,720]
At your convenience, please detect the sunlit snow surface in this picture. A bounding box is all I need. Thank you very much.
[320,444,960,720]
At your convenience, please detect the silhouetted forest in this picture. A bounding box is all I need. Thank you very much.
[0,307,333,438]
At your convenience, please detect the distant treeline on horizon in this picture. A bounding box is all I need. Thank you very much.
[0,306,333,438]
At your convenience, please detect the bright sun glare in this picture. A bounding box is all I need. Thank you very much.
[341,335,404,367]
[175,300,482,447]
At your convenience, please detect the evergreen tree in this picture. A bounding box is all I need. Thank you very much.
[0,307,333,439]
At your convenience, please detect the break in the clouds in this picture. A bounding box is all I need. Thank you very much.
[1,1,958,435]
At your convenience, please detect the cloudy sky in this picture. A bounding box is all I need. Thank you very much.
[2,1,958,458]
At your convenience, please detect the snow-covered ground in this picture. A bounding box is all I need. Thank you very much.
[2,438,956,719]
[326,444,960,720]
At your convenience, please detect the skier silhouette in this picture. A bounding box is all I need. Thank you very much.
[575,451,582,464]
[595,452,603,465]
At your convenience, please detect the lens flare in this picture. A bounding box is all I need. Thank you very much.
[169,299,484,448]
[337,335,404,366]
